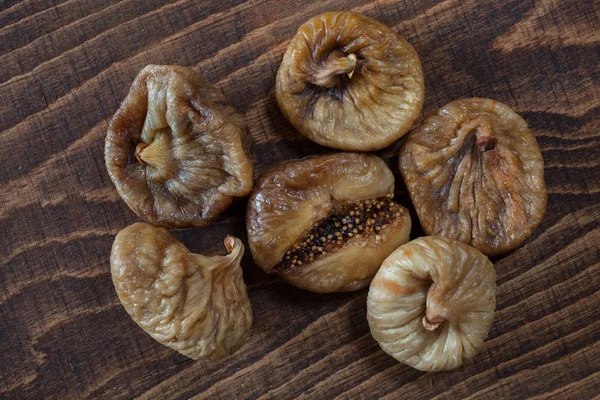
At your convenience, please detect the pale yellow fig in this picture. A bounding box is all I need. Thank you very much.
[110,223,252,360]
[367,236,496,372]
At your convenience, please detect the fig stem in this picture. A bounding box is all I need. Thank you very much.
[224,236,236,253]
[477,136,497,152]
[346,53,357,79]
[422,315,443,331]
[311,52,358,88]
[462,117,496,152]
[135,143,149,164]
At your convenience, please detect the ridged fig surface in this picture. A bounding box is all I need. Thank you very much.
[399,98,547,255]
[367,236,496,372]
[110,223,253,360]
[105,65,253,228]
[276,11,424,151]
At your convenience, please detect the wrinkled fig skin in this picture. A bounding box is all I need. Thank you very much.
[247,153,411,293]
[276,11,425,151]
[367,236,496,372]
[105,65,254,228]
[110,223,253,360]
[399,98,547,255]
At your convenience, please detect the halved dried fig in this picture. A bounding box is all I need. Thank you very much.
[246,153,411,293]
[367,236,496,372]
[105,65,253,228]
[110,222,253,360]
[276,11,424,151]
[399,98,547,255]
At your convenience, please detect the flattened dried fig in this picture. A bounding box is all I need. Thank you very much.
[399,98,547,255]
[276,11,424,151]
[247,153,411,293]
[110,223,252,360]
[105,65,253,228]
[367,236,496,372]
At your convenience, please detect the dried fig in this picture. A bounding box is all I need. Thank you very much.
[399,98,547,255]
[105,65,253,228]
[367,236,496,372]
[110,222,253,360]
[246,153,411,293]
[276,11,424,151]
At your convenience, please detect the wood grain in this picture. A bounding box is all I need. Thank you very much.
[1,0,599,398]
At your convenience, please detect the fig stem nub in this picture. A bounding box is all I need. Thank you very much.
[224,236,236,253]
[135,143,149,165]
[312,52,358,88]
[346,53,357,79]
[422,315,443,331]
[477,136,497,152]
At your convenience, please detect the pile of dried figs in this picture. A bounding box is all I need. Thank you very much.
[104,11,546,372]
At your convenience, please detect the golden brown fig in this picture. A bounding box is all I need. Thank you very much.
[110,223,253,360]
[399,98,547,255]
[105,65,253,228]
[246,153,411,293]
[276,11,424,151]
[367,236,496,372]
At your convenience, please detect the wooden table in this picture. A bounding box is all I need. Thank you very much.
[1,0,598,398]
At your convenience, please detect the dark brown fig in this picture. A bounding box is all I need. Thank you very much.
[399,98,547,255]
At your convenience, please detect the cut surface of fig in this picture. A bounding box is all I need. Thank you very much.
[276,11,425,151]
[105,65,253,228]
[246,153,411,293]
[367,236,496,372]
[110,223,253,361]
[399,98,547,255]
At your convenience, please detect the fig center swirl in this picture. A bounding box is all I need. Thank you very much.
[310,52,358,88]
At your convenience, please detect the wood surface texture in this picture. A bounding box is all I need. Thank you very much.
[1,0,599,398]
